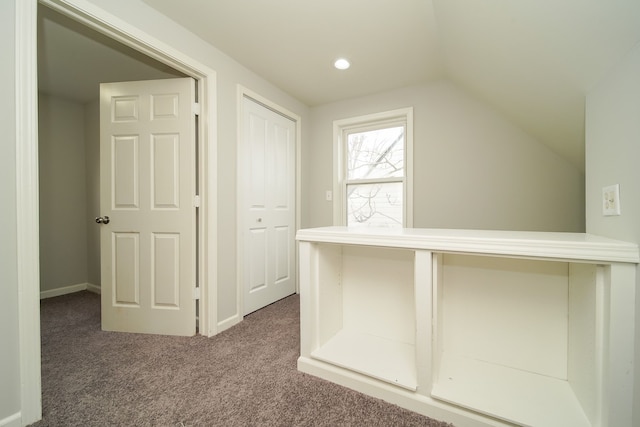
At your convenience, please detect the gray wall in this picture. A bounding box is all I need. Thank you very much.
[585,41,640,426]
[5,0,605,422]
[38,94,101,294]
[0,0,21,423]
[8,0,310,419]
[38,93,89,293]
[85,99,101,286]
[308,81,585,232]
[54,0,313,324]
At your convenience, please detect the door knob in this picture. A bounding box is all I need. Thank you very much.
[95,216,110,224]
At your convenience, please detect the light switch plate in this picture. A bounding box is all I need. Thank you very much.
[602,184,621,216]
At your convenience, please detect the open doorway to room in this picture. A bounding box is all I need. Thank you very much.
[17,2,217,421]
[37,4,188,303]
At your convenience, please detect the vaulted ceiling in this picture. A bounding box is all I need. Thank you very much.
[141,0,640,171]
[39,1,640,171]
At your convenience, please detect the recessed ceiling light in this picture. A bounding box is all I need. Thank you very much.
[334,58,350,70]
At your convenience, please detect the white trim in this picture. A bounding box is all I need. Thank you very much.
[202,73,219,337]
[16,0,42,424]
[235,87,244,323]
[332,107,414,227]
[296,227,640,264]
[236,85,302,319]
[297,357,498,427]
[40,283,90,299]
[217,313,242,334]
[42,0,202,78]
[0,412,21,427]
[405,108,414,227]
[86,283,101,294]
[332,121,343,226]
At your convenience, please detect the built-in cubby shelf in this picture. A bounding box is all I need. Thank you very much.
[432,353,590,426]
[297,226,639,427]
[309,243,417,390]
[312,330,417,391]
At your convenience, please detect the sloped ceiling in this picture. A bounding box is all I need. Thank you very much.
[39,1,640,171]
[140,0,640,171]
[435,0,640,170]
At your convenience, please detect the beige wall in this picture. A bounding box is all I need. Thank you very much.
[38,93,89,293]
[308,81,585,232]
[585,42,640,426]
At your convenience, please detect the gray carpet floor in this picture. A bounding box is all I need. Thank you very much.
[32,291,454,426]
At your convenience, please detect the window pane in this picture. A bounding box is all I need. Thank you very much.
[347,126,404,180]
[346,182,402,228]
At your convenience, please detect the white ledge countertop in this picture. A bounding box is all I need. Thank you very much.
[296,226,640,264]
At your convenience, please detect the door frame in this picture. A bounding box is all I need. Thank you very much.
[16,0,218,423]
[235,86,301,324]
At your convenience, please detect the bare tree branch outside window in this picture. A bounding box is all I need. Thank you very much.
[346,126,404,227]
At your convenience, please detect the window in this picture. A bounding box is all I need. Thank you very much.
[333,108,413,228]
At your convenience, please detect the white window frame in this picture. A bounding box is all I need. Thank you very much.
[333,107,413,227]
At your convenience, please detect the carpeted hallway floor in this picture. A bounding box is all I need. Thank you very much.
[32,291,453,426]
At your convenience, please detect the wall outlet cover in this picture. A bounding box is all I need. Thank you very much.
[602,184,621,216]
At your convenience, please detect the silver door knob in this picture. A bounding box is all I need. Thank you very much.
[95,216,110,224]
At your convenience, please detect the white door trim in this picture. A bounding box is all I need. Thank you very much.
[235,85,301,325]
[17,0,218,422]
[16,1,42,424]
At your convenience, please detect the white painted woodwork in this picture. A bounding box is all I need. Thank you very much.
[567,263,603,425]
[15,1,42,423]
[297,226,639,427]
[438,254,569,380]
[100,78,196,336]
[432,353,591,426]
[312,329,418,391]
[242,97,296,315]
[311,245,416,390]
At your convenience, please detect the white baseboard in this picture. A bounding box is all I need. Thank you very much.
[86,283,101,294]
[0,412,21,427]
[40,282,100,299]
[217,313,242,334]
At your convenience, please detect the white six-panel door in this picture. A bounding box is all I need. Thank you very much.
[242,97,296,315]
[99,78,197,336]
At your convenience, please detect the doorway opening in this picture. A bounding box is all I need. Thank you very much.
[17,1,218,423]
[37,4,188,304]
